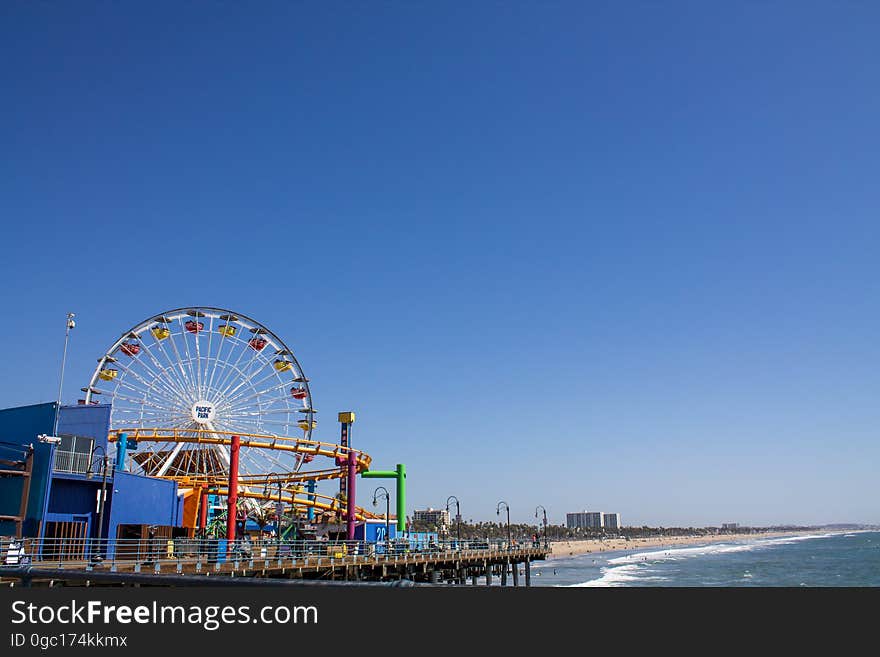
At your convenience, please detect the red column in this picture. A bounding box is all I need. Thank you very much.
[198,486,209,533]
[226,435,241,548]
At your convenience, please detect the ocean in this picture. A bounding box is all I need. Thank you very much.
[530,530,880,586]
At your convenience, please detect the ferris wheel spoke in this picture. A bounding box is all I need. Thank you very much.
[108,355,173,399]
[175,316,200,400]
[204,316,237,402]
[119,390,183,417]
[113,406,189,421]
[193,314,204,400]
[206,333,255,404]
[120,333,191,401]
[218,368,292,411]
[211,328,281,401]
[108,388,180,414]
[201,313,217,400]
[109,361,187,410]
[221,407,293,426]
[215,351,285,405]
[203,355,259,407]
[210,337,267,406]
[170,320,200,395]
[151,327,194,402]
[152,432,194,477]
[133,343,191,403]
[222,389,298,417]
[163,324,196,396]
[222,338,288,398]
[221,377,305,411]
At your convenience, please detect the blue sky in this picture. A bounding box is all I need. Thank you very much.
[2,2,878,527]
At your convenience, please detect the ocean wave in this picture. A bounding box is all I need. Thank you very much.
[564,565,669,587]
[605,532,842,565]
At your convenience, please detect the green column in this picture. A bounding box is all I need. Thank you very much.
[361,463,407,532]
[396,463,406,533]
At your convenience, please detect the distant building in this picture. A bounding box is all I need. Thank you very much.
[603,513,622,530]
[412,507,449,529]
[566,511,604,529]
[722,523,739,531]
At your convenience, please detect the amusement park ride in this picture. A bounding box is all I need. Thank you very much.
[79,306,404,543]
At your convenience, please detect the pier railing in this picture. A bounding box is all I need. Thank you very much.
[0,535,547,575]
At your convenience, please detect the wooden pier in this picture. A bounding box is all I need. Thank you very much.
[1,543,549,587]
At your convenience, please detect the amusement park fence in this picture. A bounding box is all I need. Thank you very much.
[1,535,539,573]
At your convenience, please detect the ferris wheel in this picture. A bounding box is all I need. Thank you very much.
[83,307,315,482]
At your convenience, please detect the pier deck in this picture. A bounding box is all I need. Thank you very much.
[1,538,549,586]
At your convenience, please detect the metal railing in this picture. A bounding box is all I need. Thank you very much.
[51,449,93,474]
[0,536,546,574]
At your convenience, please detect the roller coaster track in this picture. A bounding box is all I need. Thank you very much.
[109,428,382,521]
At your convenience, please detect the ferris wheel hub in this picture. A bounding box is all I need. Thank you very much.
[191,400,217,425]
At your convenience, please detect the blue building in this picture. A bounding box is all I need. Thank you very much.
[0,402,183,558]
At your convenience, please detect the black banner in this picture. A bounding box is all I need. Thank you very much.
[0,585,873,651]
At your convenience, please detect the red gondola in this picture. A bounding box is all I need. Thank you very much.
[184,320,204,334]
[290,386,308,400]
[249,337,268,351]
[119,342,140,356]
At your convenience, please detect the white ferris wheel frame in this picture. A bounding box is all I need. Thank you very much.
[83,306,315,482]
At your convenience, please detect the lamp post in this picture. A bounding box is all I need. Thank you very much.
[496,501,511,548]
[446,495,461,545]
[535,505,548,548]
[372,487,390,553]
[54,312,75,435]
[263,472,284,549]
[86,446,110,563]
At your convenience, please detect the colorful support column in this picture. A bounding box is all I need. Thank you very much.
[361,463,407,532]
[346,450,357,540]
[338,412,354,498]
[395,463,406,533]
[226,435,240,547]
[115,432,128,472]
[198,486,209,534]
[306,480,316,522]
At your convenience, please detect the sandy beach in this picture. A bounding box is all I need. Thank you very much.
[548,531,813,559]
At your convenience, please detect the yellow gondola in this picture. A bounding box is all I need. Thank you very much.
[298,419,317,431]
[218,325,237,338]
[98,368,118,381]
[151,326,170,340]
[274,359,292,372]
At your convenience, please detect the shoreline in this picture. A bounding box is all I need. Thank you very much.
[547,530,830,559]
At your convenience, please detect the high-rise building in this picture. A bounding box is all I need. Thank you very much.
[602,513,622,530]
[566,511,604,529]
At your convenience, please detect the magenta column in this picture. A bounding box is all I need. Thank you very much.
[346,450,358,540]
[227,435,241,548]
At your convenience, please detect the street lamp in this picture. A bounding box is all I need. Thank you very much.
[535,505,548,548]
[372,487,390,552]
[85,445,110,563]
[53,312,75,435]
[262,472,284,549]
[496,501,511,548]
[446,495,461,546]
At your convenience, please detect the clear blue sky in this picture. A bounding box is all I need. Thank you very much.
[2,2,878,527]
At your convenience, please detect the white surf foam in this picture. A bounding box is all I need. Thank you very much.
[564,564,668,587]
